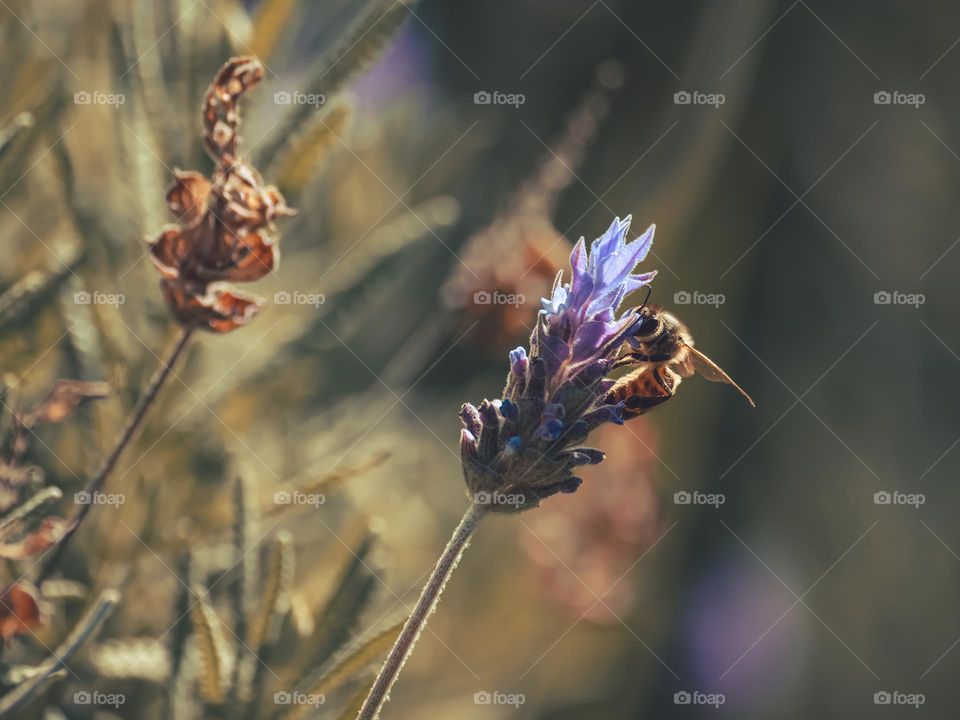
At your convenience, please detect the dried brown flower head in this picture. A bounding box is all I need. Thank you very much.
[442,216,570,349]
[149,57,295,333]
[442,61,623,351]
[0,517,67,560]
[0,379,107,565]
[5,379,111,467]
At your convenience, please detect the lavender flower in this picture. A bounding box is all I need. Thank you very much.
[460,216,656,513]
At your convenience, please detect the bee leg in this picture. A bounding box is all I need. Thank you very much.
[622,393,671,419]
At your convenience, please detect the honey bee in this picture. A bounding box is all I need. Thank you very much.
[606,304,755,419]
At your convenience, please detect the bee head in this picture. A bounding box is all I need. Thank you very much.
[632,304,663,341]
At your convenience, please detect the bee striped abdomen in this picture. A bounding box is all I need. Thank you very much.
[605,366,677,420]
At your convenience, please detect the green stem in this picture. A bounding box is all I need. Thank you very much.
[356,503,485,720]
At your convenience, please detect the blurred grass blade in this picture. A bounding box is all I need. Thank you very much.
[191,585,232,705]
[0,243,83,334]
[270,102,352,195]
[0,487,62,534]
[249,0,300,60]
[249,530,294,652]
[256,0,412,165]
[336,678,376,720]
[305,528,377,670]
[230,475,264,706]
[279,621,403,720]
[0,113,33,166]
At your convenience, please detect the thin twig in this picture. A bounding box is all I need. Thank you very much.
[38,328,194,581]
[356,503,485,720]
[0,589,120,717]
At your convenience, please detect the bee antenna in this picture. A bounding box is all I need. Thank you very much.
[638,285,652,311]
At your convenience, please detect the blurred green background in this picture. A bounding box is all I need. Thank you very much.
[2,0,959,718]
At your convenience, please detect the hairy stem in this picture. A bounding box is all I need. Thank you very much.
[38,328,194,580]
[357,503,485,720]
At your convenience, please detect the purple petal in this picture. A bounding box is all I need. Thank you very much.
[570,320,610,363]
[589,216,631,272]
[538,333,570,381]
[596,224,656,290]
[570,237,587,277]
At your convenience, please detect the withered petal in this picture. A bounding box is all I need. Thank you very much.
[205,286,261,333]
[160,279,261,333]
[197,232,277,282]
[166,170,212,225]
[203,57,265,161]
[0,582,43,644]
[0,517,67,560]
[149,228,190,278]
[22,379,111,428]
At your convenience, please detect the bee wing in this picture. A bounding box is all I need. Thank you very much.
[686,345,756,407]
